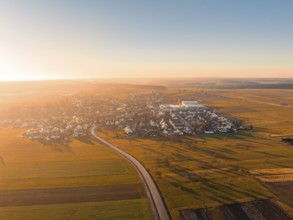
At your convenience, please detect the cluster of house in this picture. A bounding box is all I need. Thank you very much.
[0,120,8,129]
[25,116,91,142]
[159,101,236,135]
[0,92,242,142]
[97,92,164,137]
[102,100,239,137]
[0,96,112,143]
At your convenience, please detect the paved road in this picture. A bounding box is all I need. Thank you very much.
[91,126,170,220]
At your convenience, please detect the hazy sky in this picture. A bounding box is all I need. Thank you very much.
[0,0,292,81]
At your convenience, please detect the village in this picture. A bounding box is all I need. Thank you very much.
[0,92,243,143]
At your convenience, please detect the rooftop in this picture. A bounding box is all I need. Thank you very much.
[182,101,199,106]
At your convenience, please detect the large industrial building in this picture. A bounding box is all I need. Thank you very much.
[181,101,203,108]
[160,101,204,111]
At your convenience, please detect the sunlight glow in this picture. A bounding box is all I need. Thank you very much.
[0,1,292,80]
[0,60,20,81]
[0,60,45,82]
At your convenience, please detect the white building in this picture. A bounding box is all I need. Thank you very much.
[160,101,204,111]
[181,101,204,108]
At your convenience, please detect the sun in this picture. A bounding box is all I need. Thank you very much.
[0,60,20,81]
[0,59,40,82]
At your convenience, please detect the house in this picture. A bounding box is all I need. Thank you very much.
[124,126,133,134]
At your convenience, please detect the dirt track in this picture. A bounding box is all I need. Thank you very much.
[0,184,143,207]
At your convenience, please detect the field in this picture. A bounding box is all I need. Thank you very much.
[264,182,293,207]
[179,199,291,220]
[0,184,143,207]
[97,88,293,219]
[251,168,293,182]
[250,168,293,209]
[0,199,151,220]
[0,128,152,219]
[1,83,293,220]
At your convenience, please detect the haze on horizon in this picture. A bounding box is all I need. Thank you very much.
[0,0,292,82]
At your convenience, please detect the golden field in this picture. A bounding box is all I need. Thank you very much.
[0,84,293,220]
[0,128,152,220]
[97,88,293,219]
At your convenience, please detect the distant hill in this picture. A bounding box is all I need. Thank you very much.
[84,78,293,89]
[148,78,293,89]
[0,78,292,92]
[0,80,166,94]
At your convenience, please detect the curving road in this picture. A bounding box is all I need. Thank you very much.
[91,126,170,220]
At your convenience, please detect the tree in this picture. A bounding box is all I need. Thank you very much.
[156,171,162,178]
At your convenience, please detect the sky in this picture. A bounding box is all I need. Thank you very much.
[0,0,292,81]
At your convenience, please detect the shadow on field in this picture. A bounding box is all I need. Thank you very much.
[199,131,254,141]
[75,136,95,145]
[179,145,238,162]
[29,139,75,154]
[164,162,267,204]
[0,156,5,165]
[170,181,200,196]
[50,144,75,154]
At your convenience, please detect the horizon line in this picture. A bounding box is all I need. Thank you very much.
[1,76,293,83]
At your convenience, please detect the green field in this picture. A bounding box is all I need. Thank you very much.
[0,199,151,220]
[97,89,293,219]
[0,128,152,220]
